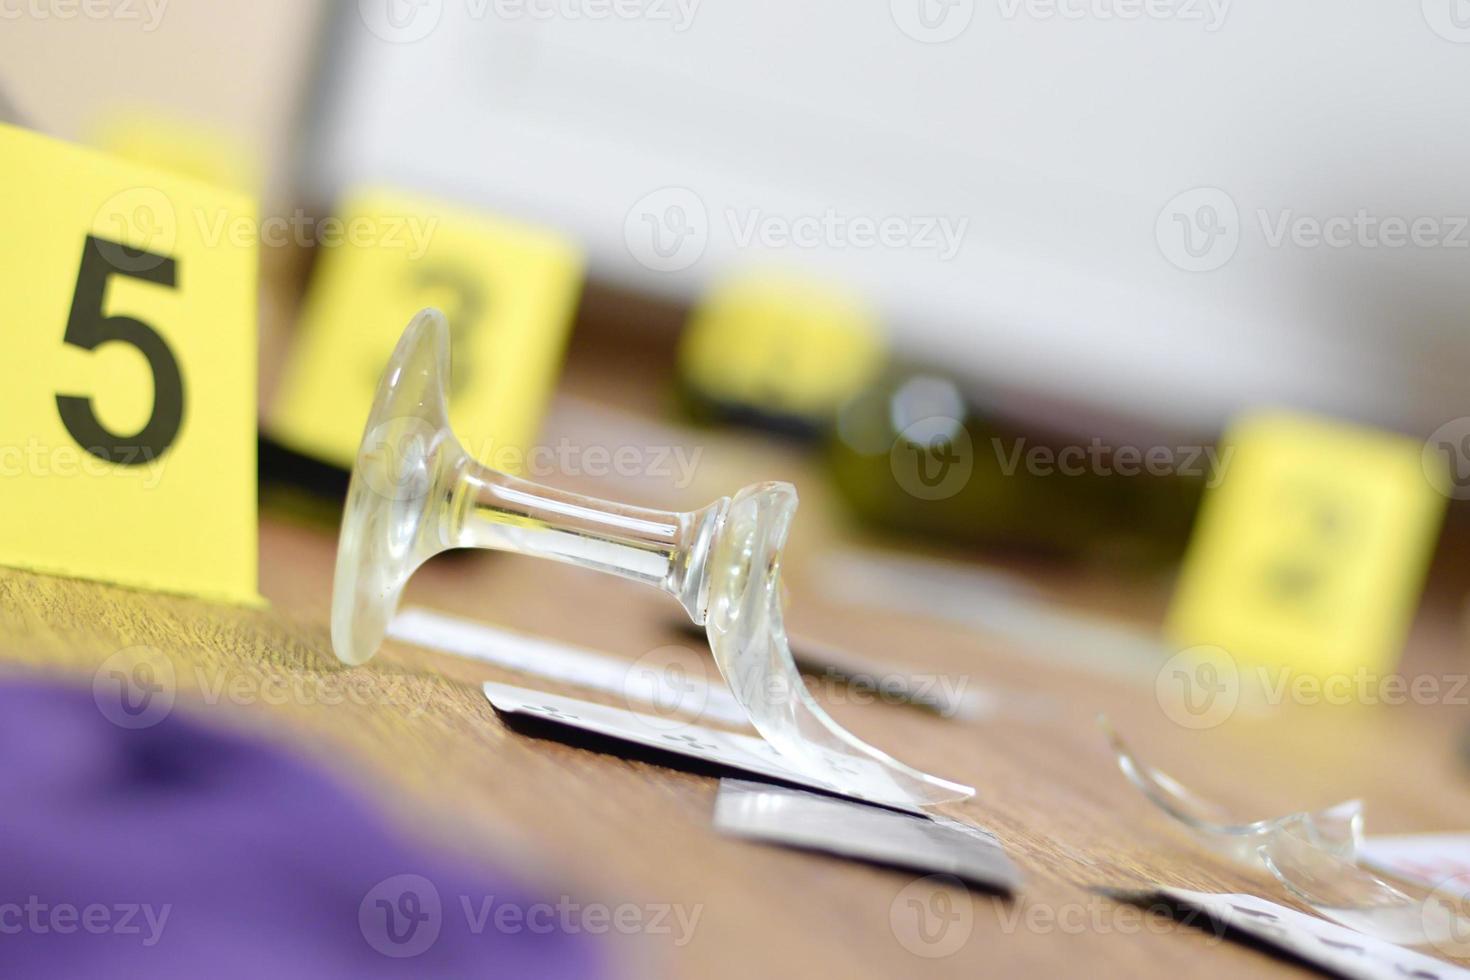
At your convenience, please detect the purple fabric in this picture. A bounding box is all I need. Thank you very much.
[0,675,606,979]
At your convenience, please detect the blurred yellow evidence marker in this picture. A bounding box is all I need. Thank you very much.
[1167,411,1446,684]
[680,275,884,424]
[270,190,583,474]
[91,112,259,196]
[0,122,259,603]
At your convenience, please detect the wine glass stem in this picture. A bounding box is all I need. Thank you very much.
[448,457,724,622]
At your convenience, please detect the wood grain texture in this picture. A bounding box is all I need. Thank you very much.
[3,407,1468,978]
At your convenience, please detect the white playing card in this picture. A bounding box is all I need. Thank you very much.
[481,681,927,815]
[1150,888,1470,980]
[713,779,1019,893]
[391,607,750,727]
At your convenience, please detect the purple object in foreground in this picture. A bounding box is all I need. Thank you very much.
[0,675,606,979]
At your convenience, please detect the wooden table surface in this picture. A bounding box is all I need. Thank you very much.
[4,364,1469,978]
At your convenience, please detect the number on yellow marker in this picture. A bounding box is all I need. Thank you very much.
[1167,412,1446,680]
[269,189,583,474]
[0,123,259,603]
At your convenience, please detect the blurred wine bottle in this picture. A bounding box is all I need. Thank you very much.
[827,369,1208,564]
[675,275,1208,564]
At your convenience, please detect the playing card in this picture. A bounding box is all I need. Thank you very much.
[1143,888,1470,980]
[481,681,927,815]
[712,779,1019,893]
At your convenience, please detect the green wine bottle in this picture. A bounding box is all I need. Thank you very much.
[827,368,1209,565]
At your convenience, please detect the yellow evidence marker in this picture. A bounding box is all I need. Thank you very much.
[0,122,259,603]
[1167,411,1447,685]
[270,189,583,475]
